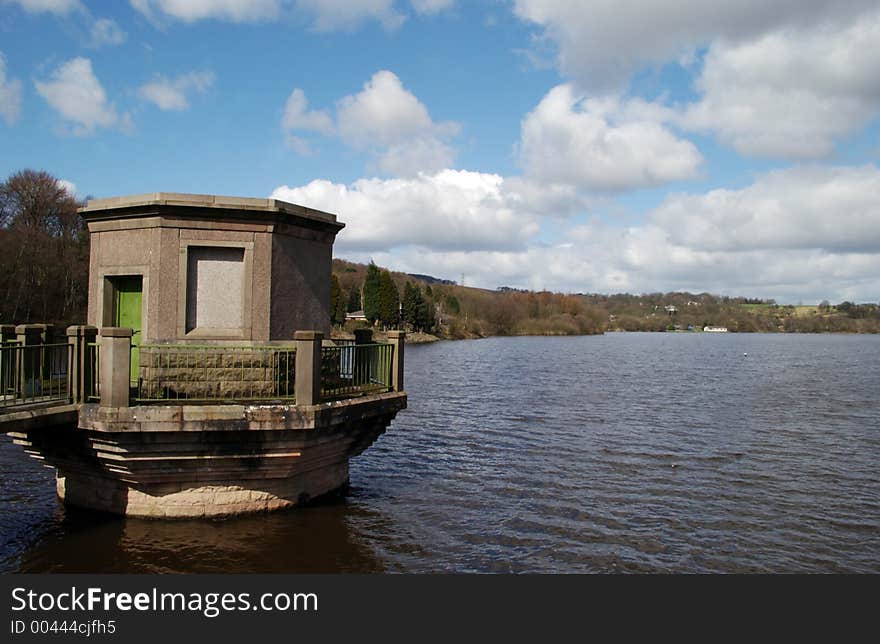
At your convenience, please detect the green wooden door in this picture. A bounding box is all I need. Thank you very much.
[114,276,142,384]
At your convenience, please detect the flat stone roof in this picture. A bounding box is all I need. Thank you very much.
[79,192,341,228]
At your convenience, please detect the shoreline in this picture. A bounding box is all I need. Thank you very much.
[332,328,880,344]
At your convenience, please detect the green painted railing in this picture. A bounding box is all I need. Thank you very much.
[321,342,393,401]
[133,344,297,403]
[0,342,71,409]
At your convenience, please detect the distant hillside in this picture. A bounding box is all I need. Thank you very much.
[587,292,880,333]
[407,273,457,286]
[331,258,604,338]
[332,258,880,337]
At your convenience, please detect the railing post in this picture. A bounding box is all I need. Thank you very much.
[35,323,54,381]
[99,327,132,408]
[387,330,405,392]
[295,331,323,405]
[353,328,373,387]
[67,325,97,404]
[15,324,43,399]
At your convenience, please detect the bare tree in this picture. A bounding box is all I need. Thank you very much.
[0,169,89,325]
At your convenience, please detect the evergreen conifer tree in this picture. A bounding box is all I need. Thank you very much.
[362,262,381,324]
[347,286,360,313]
[402,281,420,329]
[377,270,399,328]
[329,274,342,325]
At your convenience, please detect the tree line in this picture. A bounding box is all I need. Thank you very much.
[331,261,436,332]
[0,169,89,326]
[330,259,604,337]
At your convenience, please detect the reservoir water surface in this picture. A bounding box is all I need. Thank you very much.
[1,332,878,573]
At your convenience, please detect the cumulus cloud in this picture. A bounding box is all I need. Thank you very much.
[129,0,281,23]
[281,88,333,134]
[336,71,458,174]
[271,164,880,302]
[512,3,880,160]
[279,87,333,153]
[282,71,460,175]
[88,18,127,48]
[511,0,879,92]
[649,165,880,253]
[137,71,215,111]
[0,53,22,125]
[518,85,702,190]
[272,169,543,252]
[35,57,130,136]
[680,15,880,159]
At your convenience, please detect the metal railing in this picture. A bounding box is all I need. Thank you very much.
[133,344,297,403]
[0,342,71,409]
[321,342,393,401]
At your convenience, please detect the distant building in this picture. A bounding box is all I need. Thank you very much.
[664,305,678,315]
[703,325,728,333]
[346,310,367,322]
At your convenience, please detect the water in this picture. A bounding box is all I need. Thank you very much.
[1,333,878,573]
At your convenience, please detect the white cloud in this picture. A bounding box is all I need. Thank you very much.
[281,88,333,134]
[680,15,880,159]
[272,164,880,302]
[6,0,82,14]
[271,169,542,252]
[335,70,458,174]
[129,0,404,29]
[280,87,334,154]
[336,70,457,147]
[137,71,215,111]
[34,57,129,135]
[518,84,702,190]
[649,165,880,253]
[295,0,404,31]
[88,18,127,48]
[0,53,22,125]
[282,71,460,176]
[129,0,281,23]
[410,0,453,15]
[511,0,879,92]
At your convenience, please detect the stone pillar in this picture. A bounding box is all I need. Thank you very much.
[295,331,323,406]
[1,324,17,343]
[0,325,15,395]
[99,327,132,408]
[15,324,43,399]
[387,330,405,392]
[67,325,98,404]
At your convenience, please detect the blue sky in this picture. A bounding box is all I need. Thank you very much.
[1,0,879,303]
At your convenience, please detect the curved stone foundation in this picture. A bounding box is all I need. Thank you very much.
[57,462,349,518]
[10,392,405,518]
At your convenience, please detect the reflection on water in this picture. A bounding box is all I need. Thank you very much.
[9,495,398,574]
[2,333,879,573]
